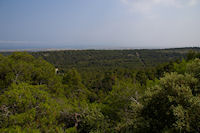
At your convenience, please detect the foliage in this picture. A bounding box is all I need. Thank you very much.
[0,83,62,132]
[0,52,60,91]
[0,51,200,132]
[31,48,189,72]
[141,72,199,132]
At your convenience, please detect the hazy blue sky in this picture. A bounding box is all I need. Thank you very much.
[0,0,200,49]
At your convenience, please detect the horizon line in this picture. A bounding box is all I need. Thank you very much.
[0,46,200,52]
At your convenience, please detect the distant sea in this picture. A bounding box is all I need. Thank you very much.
[0,43,190,51]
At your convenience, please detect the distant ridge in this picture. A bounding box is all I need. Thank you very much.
[0,47,200,52]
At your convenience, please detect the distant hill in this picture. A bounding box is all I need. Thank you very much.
[1,47,200,71]
[31,47,200,71]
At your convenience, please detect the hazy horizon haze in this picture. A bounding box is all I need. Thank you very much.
[0,0,200,49]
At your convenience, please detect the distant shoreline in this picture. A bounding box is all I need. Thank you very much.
[0,47,200,52]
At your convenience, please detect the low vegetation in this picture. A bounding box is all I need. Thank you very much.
[0,50,200,132]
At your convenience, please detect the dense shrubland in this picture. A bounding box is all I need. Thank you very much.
[32,48,192,71]
[0,51,200,132]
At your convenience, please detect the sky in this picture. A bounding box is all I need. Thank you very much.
[0,0,200,49]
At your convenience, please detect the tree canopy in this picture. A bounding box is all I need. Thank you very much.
[0,51,200,132]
